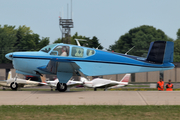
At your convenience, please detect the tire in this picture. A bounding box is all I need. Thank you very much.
[10,82,18,90]
[94,88,97,91]
[57,82,67,92]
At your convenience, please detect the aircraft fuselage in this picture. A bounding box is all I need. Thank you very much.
[6,43,174,77]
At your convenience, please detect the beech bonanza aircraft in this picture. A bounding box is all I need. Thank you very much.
[5,41,174,92]
[0,71,43,90]
[81,74,131,91]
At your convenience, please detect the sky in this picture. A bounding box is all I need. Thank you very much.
[1,0,180,49]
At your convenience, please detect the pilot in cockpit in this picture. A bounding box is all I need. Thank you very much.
[61,46,67,56]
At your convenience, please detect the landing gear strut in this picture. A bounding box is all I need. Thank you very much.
[57,82,67,92]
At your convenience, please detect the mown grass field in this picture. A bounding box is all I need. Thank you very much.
[0,105,180,120]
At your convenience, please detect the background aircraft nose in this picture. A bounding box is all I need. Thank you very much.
[5,53,13,60]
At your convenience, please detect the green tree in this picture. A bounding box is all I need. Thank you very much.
[54,32,104,49]
[87,36,103,49]
[14,25,33,51]
[177,28,180,39]
[0,25,17,63]
[109,25,173,57]
[174,39,180,62]
[71,32,89,46]
[174,29,180,62]
[38,37,50,50]
[0,24,50,63]
[53,38,62,44]
[14,25,49,51]
[71,32,103,49]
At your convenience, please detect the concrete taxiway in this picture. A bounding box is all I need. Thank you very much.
[0,91,180,105]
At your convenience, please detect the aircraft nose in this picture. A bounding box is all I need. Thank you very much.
[5,53,13,60]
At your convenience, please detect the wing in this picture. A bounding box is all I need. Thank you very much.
[38,59,81,83]
[15,79,41,87]
[25,80,41,86]
[0,80,9,87]
[46,81,58,87]
[93,82,119,88]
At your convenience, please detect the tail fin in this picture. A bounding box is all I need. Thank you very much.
[7,71,12,80]
[120,74,131,83]
[146,41,174,64]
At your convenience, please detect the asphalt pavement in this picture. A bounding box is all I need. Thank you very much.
[0,91,180,105]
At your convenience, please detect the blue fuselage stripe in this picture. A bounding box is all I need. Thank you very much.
[13,56,173,68]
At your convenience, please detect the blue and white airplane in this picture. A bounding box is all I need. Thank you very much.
[5,41,174,92]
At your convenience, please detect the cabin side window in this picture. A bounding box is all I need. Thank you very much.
[87,49,95,56]
[50,46,69,56]
[71,47,84,57]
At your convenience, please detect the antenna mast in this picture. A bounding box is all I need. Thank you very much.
[125,46,135,55]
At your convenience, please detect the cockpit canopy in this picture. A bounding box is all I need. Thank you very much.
[40,44,95,58]
[40,44,57,53]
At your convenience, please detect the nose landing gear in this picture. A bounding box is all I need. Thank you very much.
[10,82,18,90]
[10,75,18,90]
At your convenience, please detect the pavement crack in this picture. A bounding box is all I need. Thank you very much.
[137,91,149,105]
[19,91,37,104]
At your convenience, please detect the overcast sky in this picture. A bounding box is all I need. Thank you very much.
[1,0,180,49]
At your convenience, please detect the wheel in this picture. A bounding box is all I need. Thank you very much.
[94,88,97,91]
[57,82,67,92]
[10,82,18,90]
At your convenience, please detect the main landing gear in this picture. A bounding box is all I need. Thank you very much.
[57,82,67,92]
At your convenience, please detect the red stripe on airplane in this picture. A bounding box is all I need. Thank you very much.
[121,75,130,82]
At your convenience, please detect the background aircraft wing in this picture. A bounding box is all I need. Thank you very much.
[93,82,118,88]
[45,80,58,87]
[67,81,83,87]
[0,80,9,87]
[7,79,42,88]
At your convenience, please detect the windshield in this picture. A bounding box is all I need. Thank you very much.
[40,44,57,53]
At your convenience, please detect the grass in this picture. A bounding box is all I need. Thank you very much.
[0,105,180,120]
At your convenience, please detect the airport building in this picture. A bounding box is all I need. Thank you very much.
[0,63,180,83]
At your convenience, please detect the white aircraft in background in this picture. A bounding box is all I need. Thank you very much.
[0,71,44,90]
[46,78,83,91]
[81,74,131,91]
